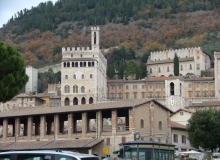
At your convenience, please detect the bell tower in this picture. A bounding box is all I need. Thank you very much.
[91,26,100,53]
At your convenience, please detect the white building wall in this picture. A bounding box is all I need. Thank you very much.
[25,66,38,94]
[214,52,220,99]
[147,47,211,77]
[61,26,107,106]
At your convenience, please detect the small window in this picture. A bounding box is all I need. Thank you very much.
[159,121,162,130]
[73,74,76,79]
[141,92,145,98]
[190,64,192,70]
[134,92,137,99]
[140,119,144,128]
[142,85,144,89]
[182,135,186,144]
[150,68,152,73]
[158,67,161,73]
[167,66,169,72]
[133,85,137,89]
[90,74,93,78]
[188,83,192,88]
[125,92,129,99]
[126,85,129,89]
[180,111,184,115]
[81,74,84,79]
[65,75,68,79]
[111,86,114,89]
[196,64,200,69]
[173,134,178,143]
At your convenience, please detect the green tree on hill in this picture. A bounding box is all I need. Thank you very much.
[0,42,29,103]
[173,53,179,76]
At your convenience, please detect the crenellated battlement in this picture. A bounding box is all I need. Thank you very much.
[149,47,201,61]
[91,26,100,30]
[62,47,91,52]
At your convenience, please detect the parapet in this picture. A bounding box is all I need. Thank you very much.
[62,47,91,52]
[149,47,201,61]
[91,26,100,30]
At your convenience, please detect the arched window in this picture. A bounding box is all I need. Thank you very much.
[170,82,174,95]
[92,62,94,67]
[73,97,78,105]
[82,74,84,79]
[64,62,66,67]
[67,62,70,67]
[65,85,70,93]
[84,62,86,67]
[88,62,91,67]
[73,85,78,93]
[81,86,85,93]
[89,97,93,104]
[140,119,144,128]
[81,97,86,104]
[64,97,70,106]
[72,62,74,67]
[80,62,82,67]
[75,62,78,67]
[65,75,68,79]
[190,64,192,70]
[90,74,93,78]
[159,121,162,130]
[73,74,76,79]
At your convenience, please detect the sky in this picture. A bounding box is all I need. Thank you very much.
[0,0,57,28]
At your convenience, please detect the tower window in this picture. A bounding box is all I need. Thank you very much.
[82,74,84,79]
[94,32,96,44]
[90,74,93,78]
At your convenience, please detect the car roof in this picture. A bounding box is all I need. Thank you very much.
[0,150,97,158]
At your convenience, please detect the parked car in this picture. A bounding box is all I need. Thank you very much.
[0,150,99,160]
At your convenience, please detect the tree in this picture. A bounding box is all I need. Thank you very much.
[187,109,220,152]
[124,60,138,79]
[173,53,179,76]
[0,42,29,103]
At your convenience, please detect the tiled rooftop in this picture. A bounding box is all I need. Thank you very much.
[0,139,103,151]
[170,121,186,129]
[0,99,173,118]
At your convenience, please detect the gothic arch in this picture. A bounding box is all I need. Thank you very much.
[73,97,78,105]
[89,97,93,104]
[64,97,70,106]
[81,97,86,104]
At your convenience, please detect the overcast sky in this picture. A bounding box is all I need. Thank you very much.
[0,0,57,28]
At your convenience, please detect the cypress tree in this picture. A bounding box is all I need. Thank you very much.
[173,53,179,76]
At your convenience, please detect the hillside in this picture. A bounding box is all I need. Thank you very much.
[0,0,220,69]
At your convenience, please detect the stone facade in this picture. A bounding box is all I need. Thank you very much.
[25,66,38,94]
[61,26,107,106]
[147,47,211,77]
[214,52,220,99]
[107,76,217,111]
[0,99,172,158]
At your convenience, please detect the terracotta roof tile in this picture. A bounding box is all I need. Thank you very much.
[0,99,173,118]
[190,101,220,107]
[170,121,186,129]
[0,139,104,151]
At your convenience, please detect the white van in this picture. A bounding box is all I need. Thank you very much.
[0,150,99,160]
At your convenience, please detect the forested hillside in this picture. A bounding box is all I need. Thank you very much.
[0,0,220,77]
